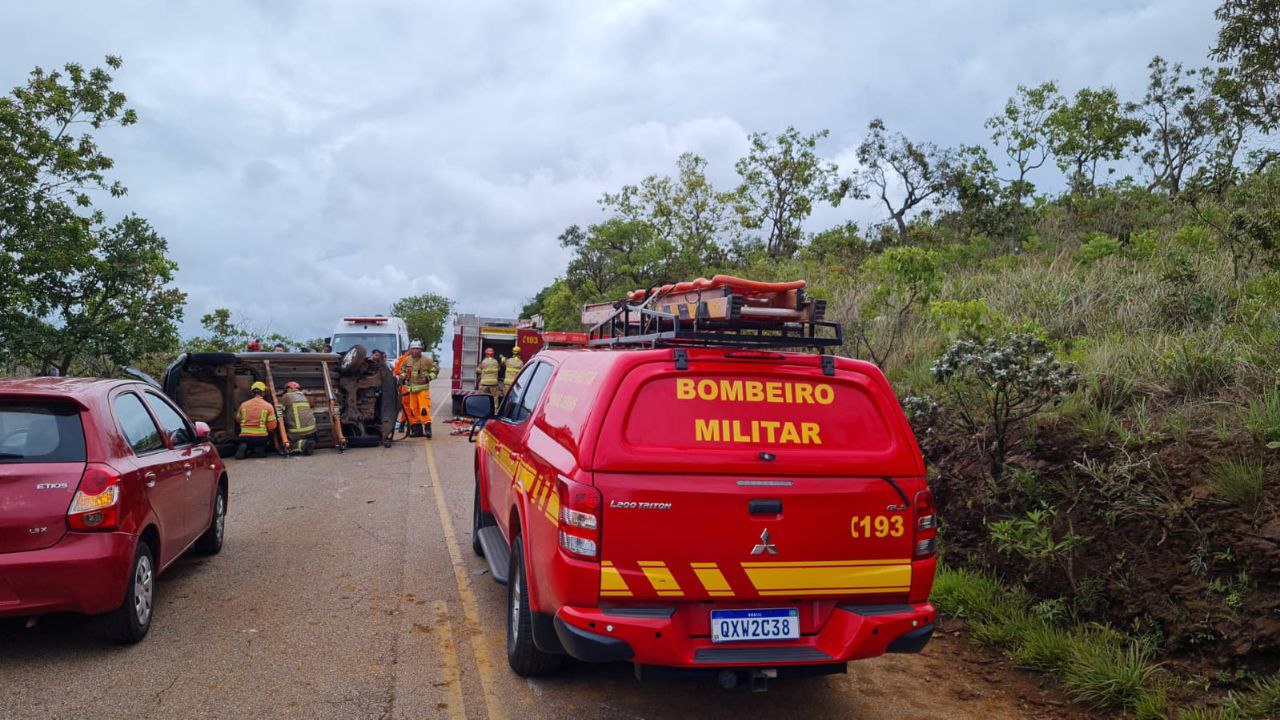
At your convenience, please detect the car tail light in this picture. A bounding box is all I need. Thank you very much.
[913,488,937,559]
[67,464,122,532]
[557,475,601,560]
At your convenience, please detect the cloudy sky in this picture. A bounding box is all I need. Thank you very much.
[2,0,1219,347]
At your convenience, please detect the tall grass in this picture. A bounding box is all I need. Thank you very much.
[1244,385,1280,444]
[1209,458,1267,508]
[930,567,1165,712]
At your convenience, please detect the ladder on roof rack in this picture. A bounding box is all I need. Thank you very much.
[585,288,844,352]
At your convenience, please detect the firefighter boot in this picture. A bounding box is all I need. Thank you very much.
[424,424,432,439]
[234,443,247,460]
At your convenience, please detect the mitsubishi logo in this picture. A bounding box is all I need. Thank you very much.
[751,528,778,555]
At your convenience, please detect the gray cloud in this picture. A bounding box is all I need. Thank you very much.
[1,0,1218,345]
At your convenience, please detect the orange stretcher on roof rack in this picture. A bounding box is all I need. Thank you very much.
[582,275,840,351]
[584,275,827,327]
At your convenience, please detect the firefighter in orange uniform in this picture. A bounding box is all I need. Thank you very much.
[399,341,438,438]
[235,381,278,459]
[393,349,411,433]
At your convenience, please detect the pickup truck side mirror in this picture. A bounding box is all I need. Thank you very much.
[462,394,495,443]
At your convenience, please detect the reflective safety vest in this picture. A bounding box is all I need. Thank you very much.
[237,396,278,437]
[477,357,500,386]
[502,356,524,386]
[400,355,438,392]
[279,390,316,435]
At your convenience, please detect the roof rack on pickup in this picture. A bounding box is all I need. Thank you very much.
[584,275,842,351]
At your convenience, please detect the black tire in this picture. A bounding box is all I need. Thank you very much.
[193,485,226,555]
[506,536,563,676]
[472,482,495,556]
[102,540,155,644]
[338,345,367,376]
[346,433,381,448]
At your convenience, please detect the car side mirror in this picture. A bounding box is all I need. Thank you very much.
[462,393,495,420]
[194,421,211,440]
[462,394,494,443]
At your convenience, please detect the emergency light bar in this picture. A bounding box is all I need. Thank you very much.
[542,331,589,346]
[343,317,388,324]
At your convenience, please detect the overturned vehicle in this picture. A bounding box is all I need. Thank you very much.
[162,348,398,454]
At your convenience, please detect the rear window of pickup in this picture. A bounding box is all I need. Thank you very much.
[620,372,895,454]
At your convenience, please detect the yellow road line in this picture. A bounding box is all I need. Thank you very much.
[425,443,507,720]
[432,599,468,720]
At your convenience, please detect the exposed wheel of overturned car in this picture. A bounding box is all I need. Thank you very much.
[338,345,367,376]
[344,427,382,448]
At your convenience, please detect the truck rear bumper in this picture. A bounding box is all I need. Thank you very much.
[554,602,935,668]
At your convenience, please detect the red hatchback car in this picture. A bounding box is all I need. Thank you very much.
[0,378,228,643]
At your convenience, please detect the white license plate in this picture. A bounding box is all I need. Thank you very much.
[710,608,800,643]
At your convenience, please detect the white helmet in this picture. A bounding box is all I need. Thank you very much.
[409,340,423,349]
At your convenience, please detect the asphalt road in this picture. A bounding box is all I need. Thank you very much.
[0,379,1087,720]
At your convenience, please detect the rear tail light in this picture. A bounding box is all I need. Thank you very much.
[67,464,122,532]
[913,488,937,559]
[557,475,601,560]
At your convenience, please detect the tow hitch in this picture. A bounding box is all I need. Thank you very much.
[717,668,777,692]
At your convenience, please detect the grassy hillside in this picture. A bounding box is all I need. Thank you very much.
[780,183,1278,716]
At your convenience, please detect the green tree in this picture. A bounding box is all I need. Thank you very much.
[854,118,955,242]
[1212,0,1280,133]
[1129,57,1219,196]
[985,82,1064,206]
[1,56,182,376]
[392,292,455,352]
[184,308,302,353]
[1047,87,1147,194]
[601,153,735,277]
[734,127,847,258]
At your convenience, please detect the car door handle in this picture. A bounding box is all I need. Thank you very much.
[749,499,783,515]
[144,472,157,488]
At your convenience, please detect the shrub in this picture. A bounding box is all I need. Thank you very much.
[989,506,1089,588]
[1078,232,1122,264]
[847,246,941,367]
[931,333,1079,482]
[928,298,1005,340]
[1209,458,1266,508]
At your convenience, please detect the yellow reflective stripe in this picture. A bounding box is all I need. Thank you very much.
[289,402,315,433]
[691,563,734,597]
[600,561,632,597]
[637,561,683,597]
[740,559,910,568]
[544,492,559,525]
[741,562,911,594]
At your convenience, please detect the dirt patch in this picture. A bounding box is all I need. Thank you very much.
[921,412,1280,693]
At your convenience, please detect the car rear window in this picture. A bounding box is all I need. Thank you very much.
[0,401,87,463]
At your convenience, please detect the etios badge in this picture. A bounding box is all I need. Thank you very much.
[751,528,778,555]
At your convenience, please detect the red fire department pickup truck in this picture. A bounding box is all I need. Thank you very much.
[465,278,935,690]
